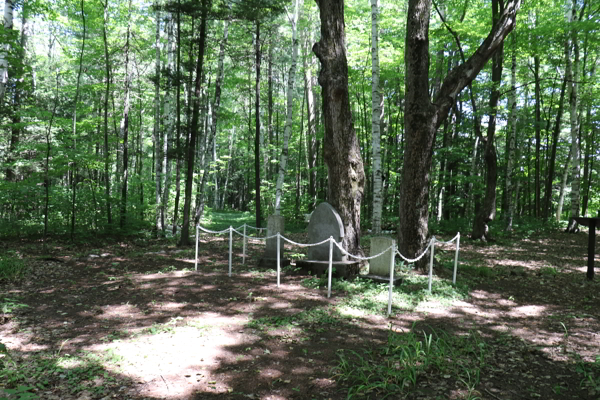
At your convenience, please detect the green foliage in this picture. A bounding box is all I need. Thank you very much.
[576,355,600,394]
[0,253,27,283]
[0,348,122,398]
[247,307,340,331]
[1,298,28,315]
[302,269,469,316]
[333,326,487,399]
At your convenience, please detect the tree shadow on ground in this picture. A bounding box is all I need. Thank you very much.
[0,232,598,399]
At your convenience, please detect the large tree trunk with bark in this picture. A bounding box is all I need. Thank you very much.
[119,0,132,228]
[153,5,162,235]
[400,0,520,268]
[254,22,262,228]
[179,0,207,246]
[471,0,504,241]
[313,0,365,256]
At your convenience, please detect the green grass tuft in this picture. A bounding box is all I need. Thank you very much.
[333,326,487,399]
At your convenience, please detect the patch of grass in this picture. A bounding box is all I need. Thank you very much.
[576,355,600,395]
[247,307,340,331]
[333,326,487,399]
[0,345,124,398]
[303,270,469,317]
[1,298,28,315]
[0,253,27,283]
[540,266,558,276]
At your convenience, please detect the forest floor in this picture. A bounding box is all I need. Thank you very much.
[1,220,599,400]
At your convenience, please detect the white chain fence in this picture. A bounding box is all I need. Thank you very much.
[195,223,460,316]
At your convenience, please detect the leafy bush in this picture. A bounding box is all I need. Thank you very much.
[334,327,487,399]
[0,253,27,282]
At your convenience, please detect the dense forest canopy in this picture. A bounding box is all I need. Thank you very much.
[0,0,598,247]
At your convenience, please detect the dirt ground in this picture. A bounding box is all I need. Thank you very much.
[1,229,599,400]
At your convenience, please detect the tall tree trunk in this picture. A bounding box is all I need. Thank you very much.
[313,0,366,256]
[304,30,317,210]
[267,39,274,181]
[400,0,519,268]
[44,71,59,241]
[179,0,207,246]
[161,12,175,232]
[196,20,229,222]
[0,0,13,101]
[275,0,302,215]
[6,0,27,182]
[221,126,236,208]
[254,21,262,228]
[173,2,182,234]
[154,4,162,235]
[556,147,572,222]
[3,0,15,180]
[566,0,581,233]
[504,31,517,230]
[534,51,542,217]
[370,0,383,234]
[120,0,132,228]
[102,0,112,225]
[543,71,568,219]
[471,0,504,241]
[71,0,86,241]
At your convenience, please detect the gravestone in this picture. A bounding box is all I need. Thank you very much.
[258,215,290,268]
[296,202,359,279]
[265,215,285,259]
[368,237,394,276]
[307,202,345,261]
[361,236,402,285]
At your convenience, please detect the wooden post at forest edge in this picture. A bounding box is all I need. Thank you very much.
[574,211,599,280]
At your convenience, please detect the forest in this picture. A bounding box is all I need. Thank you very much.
[0,0,596,246]
[1,1,600,399]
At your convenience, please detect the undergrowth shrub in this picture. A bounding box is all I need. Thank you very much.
[333,326,487,399]
[0,253,27,283]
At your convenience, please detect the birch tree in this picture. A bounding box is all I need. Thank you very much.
[566,0,582,233]
[0,0,13,101]
[504,31,517,231]
[274,0,302,215]
[370,0,383,234]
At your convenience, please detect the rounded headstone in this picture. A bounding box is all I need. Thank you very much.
[369,236,394,276]
[265,215,285,259]
[307,202,345,261]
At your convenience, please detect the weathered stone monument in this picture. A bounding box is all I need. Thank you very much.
[368,237,394,275]
[258,214,290,268]
[307,202,345,261]
[296,202,359,278]
[363,236,402,285]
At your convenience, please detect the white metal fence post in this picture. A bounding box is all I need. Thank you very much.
[327,237,333,298]
[228,226,233,277]
[387,240,395,317]
[453,233,460,284]
[242,224,247,265]
[428,237,435,293]
[195,224,199,272]
[277,232,281,287]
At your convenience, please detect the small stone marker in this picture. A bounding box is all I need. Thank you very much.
[265,214,285,259]
[307,202,345,261]
[368,236,394,276]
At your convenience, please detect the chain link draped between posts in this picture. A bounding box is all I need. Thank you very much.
[194,223,460,316]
